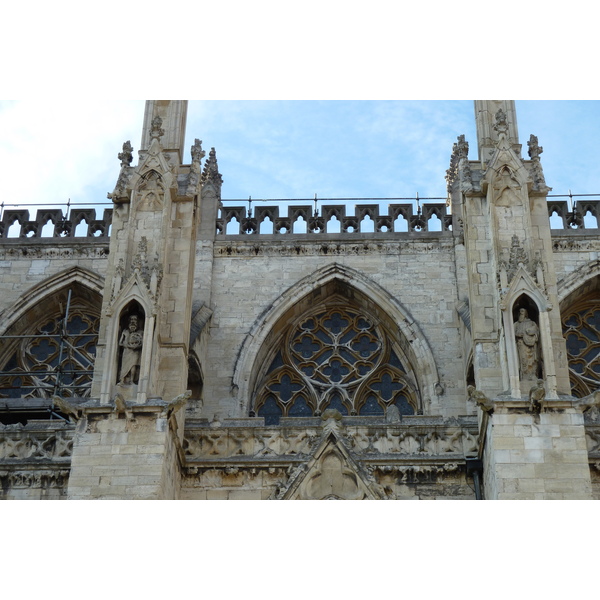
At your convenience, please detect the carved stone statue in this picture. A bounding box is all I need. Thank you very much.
[514,308,540,381]
[467,385,493,414]
[118,315,144,385]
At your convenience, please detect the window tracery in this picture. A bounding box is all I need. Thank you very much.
[253,305,418,425]
[562,293,600,397]
[0,307,99,399]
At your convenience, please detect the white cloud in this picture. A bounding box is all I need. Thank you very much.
[0,100,144,211]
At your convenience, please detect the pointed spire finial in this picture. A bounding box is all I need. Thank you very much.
[201,147,223,186]
[527,134,543,160]
[118,141,134,167]
[191,138,206,163]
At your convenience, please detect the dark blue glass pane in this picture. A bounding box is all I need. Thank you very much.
[4,353,18,370]
[389,350,406,373]
[566,334,587,356]
[293,335,320,358]
[351,334,378,357]
[369,372,403,401]
[571,361,585,374]
[323,312,349,334]
[395,396,415,416]
[267,351,284,373]
[356,317,371,330]
[258,396,283,425]
[40,320,56,334]
[288,396,313,417]
[29,339,56,362]
[359,394,384,416]
[67,316,88,335]
[268,373,303,403]
[324,393,348,415]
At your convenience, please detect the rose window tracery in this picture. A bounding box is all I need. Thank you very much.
[254,306,418,425]
[0,309,99,399]
[562,294,600,397]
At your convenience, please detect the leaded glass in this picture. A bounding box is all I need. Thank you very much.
[0,309,99,399]
[562,295,600,397]
[255,305,418,424]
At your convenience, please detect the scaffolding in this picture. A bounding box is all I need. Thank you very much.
[0,289,95,421]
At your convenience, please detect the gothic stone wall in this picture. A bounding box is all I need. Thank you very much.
[0,239,109,324]
[198,233,471,421]
[551,233,600,303]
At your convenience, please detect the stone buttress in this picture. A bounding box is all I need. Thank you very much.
[67,100,202,499]
[449,100,593,498]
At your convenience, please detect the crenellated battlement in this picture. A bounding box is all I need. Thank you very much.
[0,203,112,239]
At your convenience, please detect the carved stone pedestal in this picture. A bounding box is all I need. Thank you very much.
[67,403,181,500]
[481,398,592,499]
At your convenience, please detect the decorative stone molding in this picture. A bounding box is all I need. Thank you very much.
[527,134,549,193]
[0,468,70,490]
[0,422,74,462]
[109,141,135,203]
[182,414,477,500]
[446,135,473,195]
[214,237,454,258]
[552,237,600,252]
[183,139,205,197]
[0,244,109,259]
[182,419,478,462]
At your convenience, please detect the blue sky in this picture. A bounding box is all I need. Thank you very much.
[1,100,599,217]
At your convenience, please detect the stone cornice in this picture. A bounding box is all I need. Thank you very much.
[213,235,455,257]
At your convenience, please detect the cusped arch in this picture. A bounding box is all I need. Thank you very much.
[557,262,600,397]
[232,263,441,414]
[0,267,104,400]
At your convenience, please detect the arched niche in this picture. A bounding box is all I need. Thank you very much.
[115,300,146,387]
[512,294,543,381]
[503,290,554,398]
[100,272,157,404]
[233,264,441,418]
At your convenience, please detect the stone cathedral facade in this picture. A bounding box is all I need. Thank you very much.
[1,100,599,500]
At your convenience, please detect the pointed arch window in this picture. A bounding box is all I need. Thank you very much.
[0,296,100,400]
[253,302,419,425]
[562,291,600,397]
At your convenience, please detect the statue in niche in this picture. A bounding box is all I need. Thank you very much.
[514,308,540,381]
[118,314,144,385]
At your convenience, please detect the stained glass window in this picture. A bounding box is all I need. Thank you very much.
[562,293,600,397]
[0,308,99,399]
[254,305,418,424]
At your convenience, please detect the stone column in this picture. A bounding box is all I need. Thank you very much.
[73,101,200,499]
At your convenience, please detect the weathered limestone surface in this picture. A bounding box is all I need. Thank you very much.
[67,408,180,500]
[1,100,599,500]
[483,402,592,499]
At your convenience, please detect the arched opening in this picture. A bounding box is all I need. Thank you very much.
[561,284,600,398]
[512,294,543,383]
[0,282,101,423]
[116,301,146,387]
[249,279,421,425]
